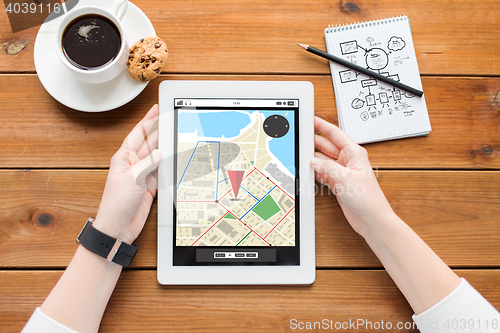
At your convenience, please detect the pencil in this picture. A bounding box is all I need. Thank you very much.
[297,43,423,97]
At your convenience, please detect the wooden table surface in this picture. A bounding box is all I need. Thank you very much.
[1,0,500,332]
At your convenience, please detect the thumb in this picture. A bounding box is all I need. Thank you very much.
[310,157,346,184]
[132,149,162,187]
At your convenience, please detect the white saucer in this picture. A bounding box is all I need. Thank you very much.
[34,0,156,112]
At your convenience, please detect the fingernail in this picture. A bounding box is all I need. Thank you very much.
[311,157,320,167]
[152,149,162,161]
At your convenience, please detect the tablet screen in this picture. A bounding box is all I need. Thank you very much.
[173,98,300,266]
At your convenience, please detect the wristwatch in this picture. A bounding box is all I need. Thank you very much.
[76,217,139,267]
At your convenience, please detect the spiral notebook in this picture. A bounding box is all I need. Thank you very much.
[324,16,431,144]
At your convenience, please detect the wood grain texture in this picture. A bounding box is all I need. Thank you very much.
[1,269,500,333]
[1,1,499,331]
[1,0,500,75]
[1,169,498,269]
[0,75,498,169]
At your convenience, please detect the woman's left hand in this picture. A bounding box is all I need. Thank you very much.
[93,104,162,244]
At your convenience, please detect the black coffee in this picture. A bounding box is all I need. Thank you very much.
[62,14,121,70]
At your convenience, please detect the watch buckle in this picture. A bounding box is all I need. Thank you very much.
[107,239,123,262]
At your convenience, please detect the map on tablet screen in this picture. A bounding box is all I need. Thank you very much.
[175,99,298,248]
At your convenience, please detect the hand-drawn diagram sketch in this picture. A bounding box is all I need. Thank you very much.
[339,35,416,121]
[324,16,431,144]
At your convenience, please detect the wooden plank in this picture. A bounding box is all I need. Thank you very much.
[1,269,499,332]
[0,74,498,169]
[1,170,498,269]
[1,0,500,75]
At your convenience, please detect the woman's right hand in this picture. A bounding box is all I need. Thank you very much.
[310,116,395,237]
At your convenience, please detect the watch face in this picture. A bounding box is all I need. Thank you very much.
[76,219,93,243]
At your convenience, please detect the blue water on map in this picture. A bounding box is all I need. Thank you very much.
[178,110,295,176]
[178,111,251,138]
[260,110,295,176]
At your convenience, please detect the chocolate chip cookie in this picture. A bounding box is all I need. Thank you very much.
[127,36,168,82]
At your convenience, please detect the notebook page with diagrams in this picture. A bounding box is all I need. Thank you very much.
[325,16,431,144]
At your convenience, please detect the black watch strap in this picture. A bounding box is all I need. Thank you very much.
[77,218,139,267]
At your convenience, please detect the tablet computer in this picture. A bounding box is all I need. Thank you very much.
[157,81,315,284]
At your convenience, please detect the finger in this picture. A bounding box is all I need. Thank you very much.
[145,173,158,197]
[314,116,356,150]
[310,155,344,182]
[137,129,159,160]
[122,105,159,152]
[314,170,329,186]
[315,134,340,160]
[131,149,162,187]
[151,166,159,179]
[314,151,336,162]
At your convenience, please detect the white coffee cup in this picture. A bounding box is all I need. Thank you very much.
[55,0,129,84]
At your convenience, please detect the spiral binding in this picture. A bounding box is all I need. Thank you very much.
[324,15,407,33]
